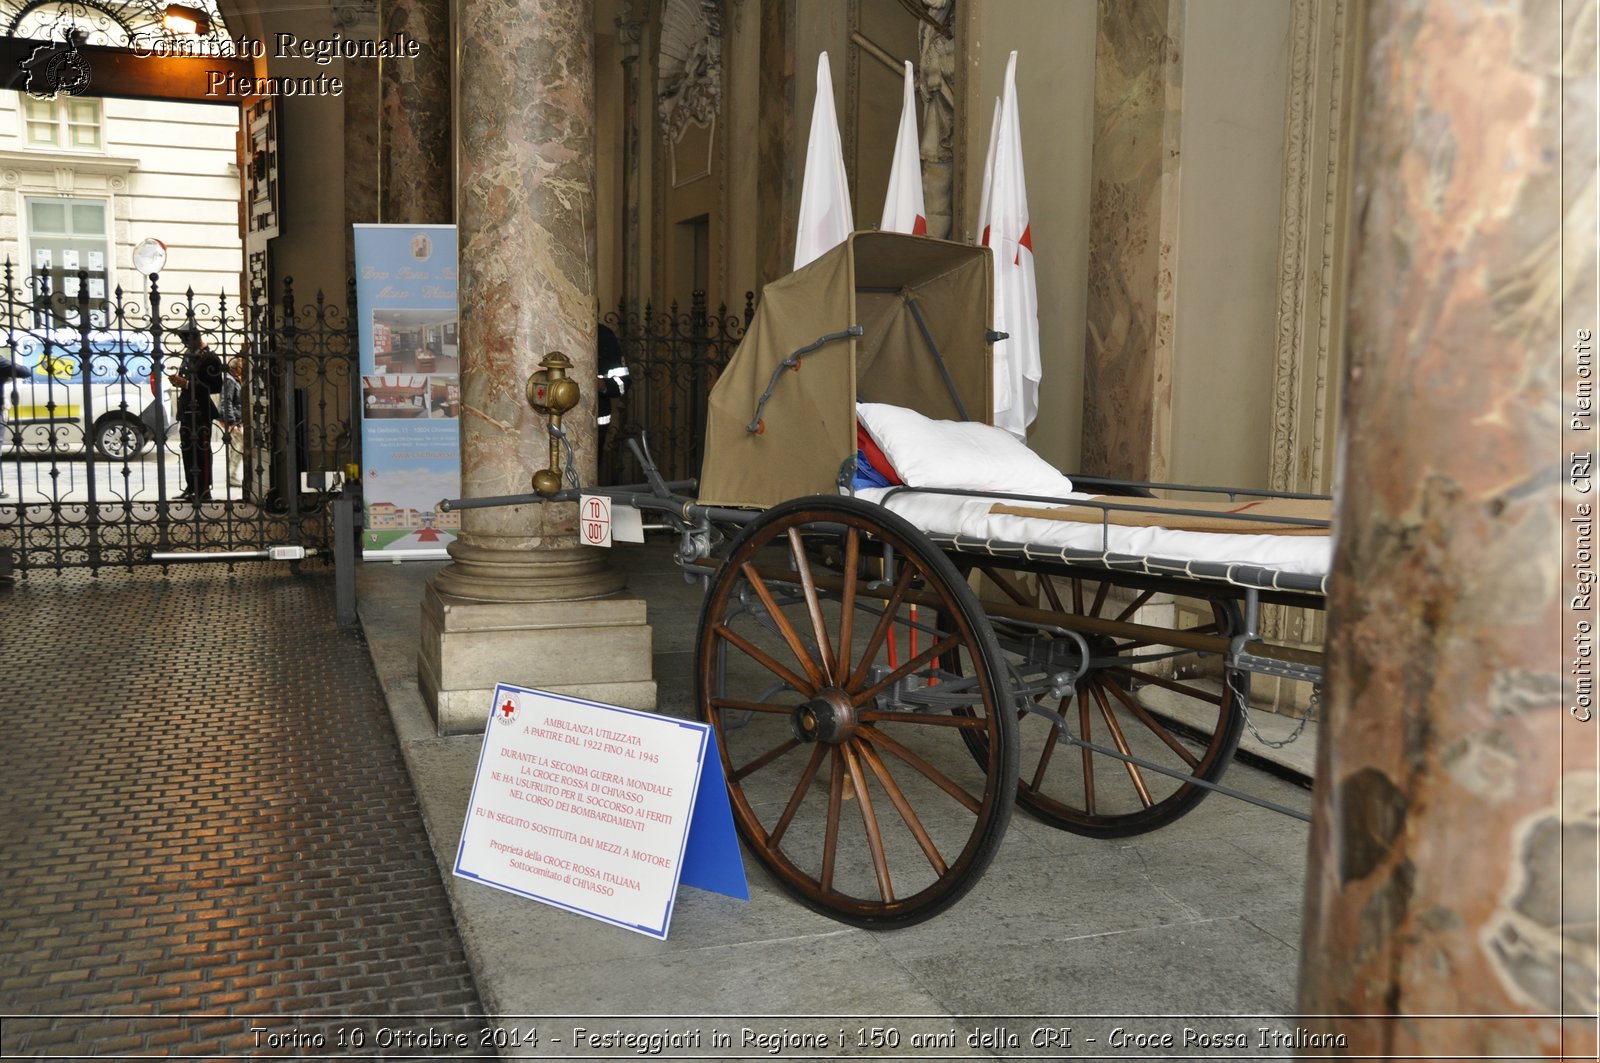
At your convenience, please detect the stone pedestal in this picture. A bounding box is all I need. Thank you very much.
[419,583,655,734]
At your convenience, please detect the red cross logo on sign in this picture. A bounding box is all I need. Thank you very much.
[580,494,612,547]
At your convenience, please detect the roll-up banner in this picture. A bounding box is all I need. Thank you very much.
[353,224,460,560]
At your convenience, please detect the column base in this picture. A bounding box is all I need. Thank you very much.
[419,581,657,735]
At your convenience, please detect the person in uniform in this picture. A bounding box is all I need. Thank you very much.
[596,322,630,477]
[169,326,224,501]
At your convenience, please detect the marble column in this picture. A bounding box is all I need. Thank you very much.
[379,0,453,223]
[1079,0,1183,480]
[339,2,381,280]
[419,0,655,733]
[617,3,645,314]
[756,0,796,289]
[1299,1,1596,1056]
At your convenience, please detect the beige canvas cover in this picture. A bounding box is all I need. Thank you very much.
[698,231,994,508]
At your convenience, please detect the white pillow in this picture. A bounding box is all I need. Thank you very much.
[856,402,1074,497]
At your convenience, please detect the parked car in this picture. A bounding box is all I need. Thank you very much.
[1,330,168,459]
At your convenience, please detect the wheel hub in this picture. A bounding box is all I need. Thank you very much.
[791,689,857,744]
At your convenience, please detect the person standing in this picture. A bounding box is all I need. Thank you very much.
[219,356,245,490]
[0,352,31,500]
[169,326,223,501]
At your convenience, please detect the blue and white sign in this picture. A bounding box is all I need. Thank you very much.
[353,224,460,560]
[455,685,748,939]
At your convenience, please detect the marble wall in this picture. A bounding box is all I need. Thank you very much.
[1079,0,1183,481]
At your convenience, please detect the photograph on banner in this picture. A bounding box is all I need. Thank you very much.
[353,224,459,560]
[359,423,461,555]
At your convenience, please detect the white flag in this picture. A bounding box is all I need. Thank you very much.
[880,61,927,235]
[794,52,854,270]
[976,96,1001,249]
[980,52,1040,440]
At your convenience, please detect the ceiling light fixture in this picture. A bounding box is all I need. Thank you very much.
[162,5,210,36]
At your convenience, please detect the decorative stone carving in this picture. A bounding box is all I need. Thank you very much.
[657,0,723,145]
[617,1,646,61]
[916,0,955,239]
[333,0,379,31]
[1268,0,1349,499]
[1258,0,1355,697]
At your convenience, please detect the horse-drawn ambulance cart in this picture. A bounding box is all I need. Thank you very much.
[454,231,1331,929]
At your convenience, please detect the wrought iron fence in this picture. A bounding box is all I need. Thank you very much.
[0,266,357,575]
[604,289,753,485]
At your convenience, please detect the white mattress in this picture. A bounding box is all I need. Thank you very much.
[855,487,1332,580]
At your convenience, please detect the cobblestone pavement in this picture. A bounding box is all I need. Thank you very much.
[0,563,483,1058]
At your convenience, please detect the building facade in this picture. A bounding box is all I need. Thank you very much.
[0,90,243,312]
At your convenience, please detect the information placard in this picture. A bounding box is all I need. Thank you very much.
[454,686,742,938]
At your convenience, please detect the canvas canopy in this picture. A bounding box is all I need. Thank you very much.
[699,231,994,508]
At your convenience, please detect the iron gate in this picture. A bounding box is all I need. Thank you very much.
[0,267,357,576]
[605,290,752,484]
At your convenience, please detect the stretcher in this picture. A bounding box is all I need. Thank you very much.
[448,232,1330,928]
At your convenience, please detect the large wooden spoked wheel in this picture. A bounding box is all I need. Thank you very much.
[696,497,1018,928]
[966,566,1249,838]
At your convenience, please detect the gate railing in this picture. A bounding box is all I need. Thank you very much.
[605,290,753,485]
[0,267,358,575]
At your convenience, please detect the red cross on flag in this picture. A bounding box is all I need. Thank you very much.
[794,52,854,271]
[976,52,1040,440]
[880,60,927,236]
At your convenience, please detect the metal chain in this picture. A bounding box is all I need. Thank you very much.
[548,423,582,490]
[1233,671,1320,749]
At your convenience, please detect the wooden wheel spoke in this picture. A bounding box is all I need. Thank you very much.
[732,736,802,782]
[1070,576,1085,615]
[787,528,838,681]
[769,743,828,847]
[1101,677,1202,768]
[1106,666,1226,706]
[841,744,894,902]
[821,748,845,891]
[740,563,827,689]
[846,564,915,690]
[857,709,990,729]
[1089,580,1111,619]
[1089,681,1154,807]
[1118,622,1223,653]
[856,739,946,876]
[851,634,961,707]
[1078,687,1096,814]
[979,565,1034,608]
[1039,573,1065,613]
[709,696,798,716]
[836,528,860,685]
[1029,698,1068,791]
[859,727,983,815]
[715,623,816,697]
[1113,589,1157,623]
